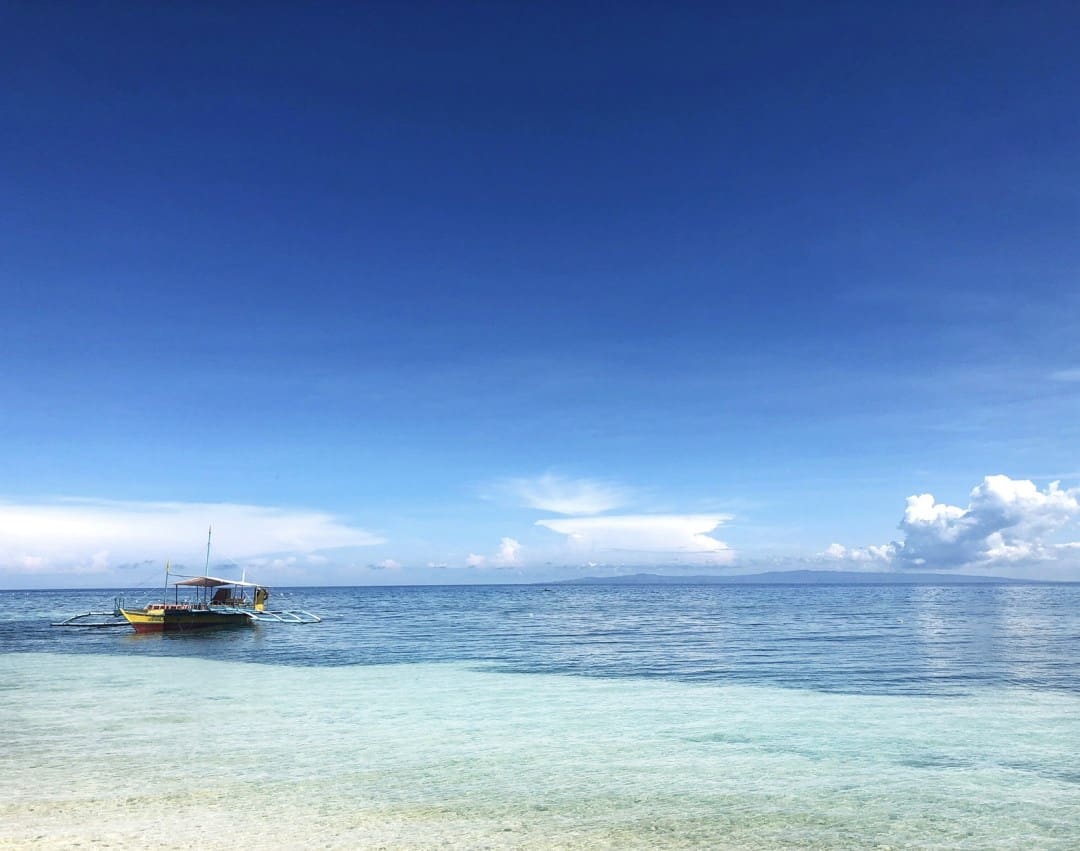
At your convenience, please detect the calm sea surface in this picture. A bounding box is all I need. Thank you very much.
[2,583,1079,848]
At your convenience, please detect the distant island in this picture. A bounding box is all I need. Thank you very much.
[559,570,1058,585]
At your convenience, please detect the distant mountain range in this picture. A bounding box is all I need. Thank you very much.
[559,570,1057,585]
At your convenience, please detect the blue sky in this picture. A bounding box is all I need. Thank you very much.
[3,2,1080,586]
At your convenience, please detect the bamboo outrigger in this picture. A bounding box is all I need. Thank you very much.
[51,597,129,628]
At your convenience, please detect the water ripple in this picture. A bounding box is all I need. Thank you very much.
[3,583,1079,696]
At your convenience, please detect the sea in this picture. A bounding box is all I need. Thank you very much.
[2,582,1078,849]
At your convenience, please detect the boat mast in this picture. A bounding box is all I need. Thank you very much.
[204,525,212,605]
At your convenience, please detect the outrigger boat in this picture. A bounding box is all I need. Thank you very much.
[117,572,322,633]
[55,529,321,633]
[119,574,269,633]
[54,578,321,631]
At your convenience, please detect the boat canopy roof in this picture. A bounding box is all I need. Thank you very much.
[174,575,262,588]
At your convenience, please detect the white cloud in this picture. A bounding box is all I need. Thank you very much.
[494,537,522,566]
[1050,368,1080,382]
[537,513,733,562]
[894,475,1080,568]
[246,555,299,571]
[821,542,894,565]
[823,543,848,560]
[0,498,384,575]
[462,537,523,569]
[827,475,1080,571]
[498,473,630,515]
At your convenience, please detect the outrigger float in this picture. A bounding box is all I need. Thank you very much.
[51,597,128,628]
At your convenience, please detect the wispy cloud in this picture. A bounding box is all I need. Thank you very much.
[1050,368,1080,382]
[0,498,384,576]
[495,473,631,515]
[537,513,733,562]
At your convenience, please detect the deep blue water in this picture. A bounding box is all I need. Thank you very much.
[2,583,1078,696]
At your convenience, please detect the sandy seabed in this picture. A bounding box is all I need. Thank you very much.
[4,652,1078,850]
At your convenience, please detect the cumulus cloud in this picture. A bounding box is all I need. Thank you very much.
[0,498,384,575]
[494,537,522,566]
[826,475,1080,570]
[497,473,630,515]
[896,475,1080,567]
[537,513,733,562]
[821,542,894,563]
[464,537,523,569]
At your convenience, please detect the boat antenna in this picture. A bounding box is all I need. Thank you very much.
[163,560,170,604]
[205,525,212,579]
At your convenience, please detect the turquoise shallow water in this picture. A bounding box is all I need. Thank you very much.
[2,584,1079,848]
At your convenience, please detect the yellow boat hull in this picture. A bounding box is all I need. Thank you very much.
[120,605,253,634]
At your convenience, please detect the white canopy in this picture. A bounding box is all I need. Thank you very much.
[174,575,261,588]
